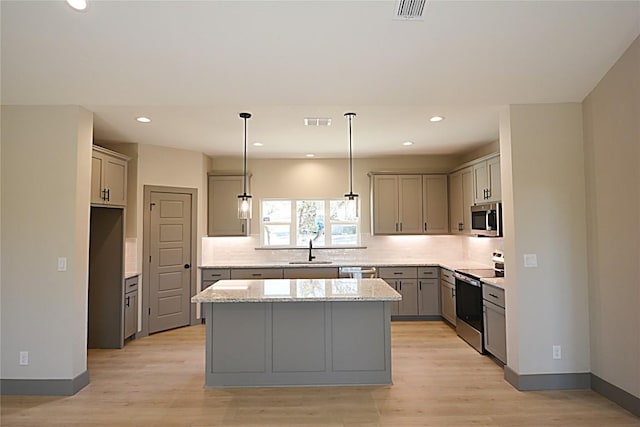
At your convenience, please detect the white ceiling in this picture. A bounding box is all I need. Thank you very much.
[2,1,639,158]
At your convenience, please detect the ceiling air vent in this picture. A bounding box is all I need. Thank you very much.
[394,0,426,20]
[304,117,332,127]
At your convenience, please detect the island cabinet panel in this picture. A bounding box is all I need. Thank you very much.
[201,299,393,387]
[272,303,326,373]
[210,303,267,373]
[331,302,386,371]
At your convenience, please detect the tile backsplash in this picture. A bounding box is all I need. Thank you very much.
[202,234,503,266]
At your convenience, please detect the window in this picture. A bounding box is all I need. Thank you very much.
[260,198,360,247]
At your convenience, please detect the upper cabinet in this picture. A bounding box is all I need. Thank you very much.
[372,174,423,235]
[207,174,249,236]
[448,167,474,234]
[422,175,448,234]
[371,173,448,235]
[91,146,129,207]
[473,155,501,204]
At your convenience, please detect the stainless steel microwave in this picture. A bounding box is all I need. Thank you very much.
[471,203,502,237]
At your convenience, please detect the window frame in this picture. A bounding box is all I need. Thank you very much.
[260,198,360,248]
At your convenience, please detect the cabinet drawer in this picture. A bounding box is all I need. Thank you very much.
[378,267,417,279]
[440,268,455,285]
[231,268,284,280]
[283,267,339,279]
[125,275,139,292]
[417,267,438,278]
[202,269,230,281]
[482,284,505,308]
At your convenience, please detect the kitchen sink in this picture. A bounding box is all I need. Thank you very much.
[288,261,333,265]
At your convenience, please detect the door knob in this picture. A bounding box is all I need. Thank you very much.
[184,264,191,269]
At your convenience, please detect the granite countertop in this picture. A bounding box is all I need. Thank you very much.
[481,277,505,289]
[198,260,491,272]
[191,278,402,303]
[125,271,141,279]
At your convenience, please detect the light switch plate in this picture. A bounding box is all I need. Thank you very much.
[523,254,538,268]
[57,257,67,272]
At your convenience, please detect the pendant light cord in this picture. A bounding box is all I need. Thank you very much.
[344,112,357,198]
[243,115,248,195]
[239,112,252,196]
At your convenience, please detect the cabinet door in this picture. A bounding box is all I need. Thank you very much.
[418,279,440,316]
[398,175,423,234]
[487,156,501,202]
[461,167,474,234]
[103,156,127,206]
[440,281,456,325]
[372,175,399,234]
[208,175,249,236]
[91,153,105,204]
[483,301,506,363]
[449,171,463,233]
[422,175,448,234]
[473,161,489,204]
[124,291,138,339]
[398,279,418,316]
[449,167,473,234]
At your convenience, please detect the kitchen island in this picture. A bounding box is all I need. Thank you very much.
[191,278,401,388]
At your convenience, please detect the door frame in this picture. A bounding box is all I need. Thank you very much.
[140,185,198,337]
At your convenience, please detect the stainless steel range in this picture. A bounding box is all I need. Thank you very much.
[454,268,499,353]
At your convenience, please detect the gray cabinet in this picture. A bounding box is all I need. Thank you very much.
[440,268,456,325]
[283,267,339,279]
[473,155,501,204]
[448,167,474,234]
[417,267,440,316]
[91,146,129,207]
[230,268,284,280]
[124,275,139,340]
[371,175,423,235]
[379,267,418,317]
[422,175,449,234]
[201,268,231,289]
[207,174,249,236]
[483,283,506,363]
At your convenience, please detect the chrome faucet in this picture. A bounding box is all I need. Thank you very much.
[308,239,316,262]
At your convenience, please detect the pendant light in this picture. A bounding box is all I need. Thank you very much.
[237,112,252,219]
[344,112,359,218]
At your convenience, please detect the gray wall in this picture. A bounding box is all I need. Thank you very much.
[583,36,640,399]
[500,103,590,375]
[1,106,93,382]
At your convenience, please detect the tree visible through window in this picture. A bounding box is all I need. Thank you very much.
[261,199,359,247]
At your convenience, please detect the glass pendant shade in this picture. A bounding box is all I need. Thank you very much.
[238,195,252,220]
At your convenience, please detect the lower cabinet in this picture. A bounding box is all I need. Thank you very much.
[230,268,284,280]
[440,268,456,325]
[417,267,441,316]
[482,283,506,363]
[283,268,339,279]
[124,275,139,341]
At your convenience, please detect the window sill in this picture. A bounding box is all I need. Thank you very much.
[255,246,367,251]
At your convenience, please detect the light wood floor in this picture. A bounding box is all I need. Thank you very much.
[2,321,638,426]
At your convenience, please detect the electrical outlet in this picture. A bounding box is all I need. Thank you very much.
[19,351,29,366]
[57,257,67,272]
[552,345,562,360]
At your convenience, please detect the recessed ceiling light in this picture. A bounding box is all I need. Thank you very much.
[136,117,151,123]
[306,154,315,158]
[66,0,87,11]
[402,141,414,146]
[252,142,264,147]
[429,116,444,122]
